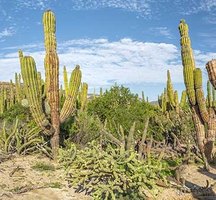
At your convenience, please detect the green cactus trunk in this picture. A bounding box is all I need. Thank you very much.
[179,20,216,169]
[19,10,82,159]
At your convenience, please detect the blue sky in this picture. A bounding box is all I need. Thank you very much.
[0,0,216,100]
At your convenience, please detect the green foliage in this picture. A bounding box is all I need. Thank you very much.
[61,111,101,146]
[70,111,101,146]
[88,85,157,138]
[0,104,31,122]
[149,110,194,143]
[31,161,55,171]
[0,118,44,154]
[47,182,62,188]
[58,142,77,168]
[65,142,171,199]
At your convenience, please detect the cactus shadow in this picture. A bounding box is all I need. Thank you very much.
[197,167,216,180]
[184,180,216,200]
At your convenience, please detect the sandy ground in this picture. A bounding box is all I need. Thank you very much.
[0,154,92,200]
[1,155,216,200]
[158,164,216,200]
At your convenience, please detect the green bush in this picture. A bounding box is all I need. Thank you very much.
[0,104,31,122]
[87,85,157,138]
[0,118,44,154]
[149,110,195,143]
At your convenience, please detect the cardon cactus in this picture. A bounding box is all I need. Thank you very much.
[179,19,196,106]
[179,20,216,169]
[19,10,82,159]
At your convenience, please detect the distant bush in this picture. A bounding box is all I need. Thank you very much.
[0,104,31,122]
[87,85,157,138]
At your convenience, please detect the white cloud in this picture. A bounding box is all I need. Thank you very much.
[177,0,216,15]
[149,27,172,39]
[70,0,151,17]
[0,27,14,39]
[0,38,215,92]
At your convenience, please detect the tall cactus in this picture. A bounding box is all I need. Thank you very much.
[19,10,82,159]
[179,20,216,169]
[167,70,175,107]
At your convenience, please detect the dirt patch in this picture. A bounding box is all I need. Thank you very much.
[0,154,92,200]
[158,164,216,200]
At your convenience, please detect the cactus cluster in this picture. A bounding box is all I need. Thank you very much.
[158,70,187,114]
[64,141,168,200]
[0,73,26,114]
[179,19,216,168]
[0,119,43,154]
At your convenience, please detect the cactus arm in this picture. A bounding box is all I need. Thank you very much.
[174,90,179,114]
[63,66,69,97]
[60,65,81,123]
[15,73,21,103]
[141,91,145,102]
[194,68,209,123]
[180,90,187,108]
[80,82,88,111]
[20,56,53,135]
[179,19,196,105]
[207,81,212,107]
[162,91,167,113]
[166,70,175,107]
[206,59,216,88]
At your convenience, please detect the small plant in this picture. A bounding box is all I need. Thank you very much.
[0,118,44,154]
[46,182,62,189]
[31,161,55,171]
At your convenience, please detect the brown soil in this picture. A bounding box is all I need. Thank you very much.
[0,154,92,200]
[158,164,216,200]
[1,155,216,200]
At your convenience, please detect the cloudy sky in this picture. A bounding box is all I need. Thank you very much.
[0,0,216,100]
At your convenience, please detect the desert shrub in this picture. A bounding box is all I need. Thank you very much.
[0,104,31,122]
[87,85,157,138]
[60,111,102,147]
[0,118,46,154]
[149,109,195,143]
[64,142,171,199]
[69,111,101,146]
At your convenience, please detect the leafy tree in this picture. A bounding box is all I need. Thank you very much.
[87,85,157,138]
